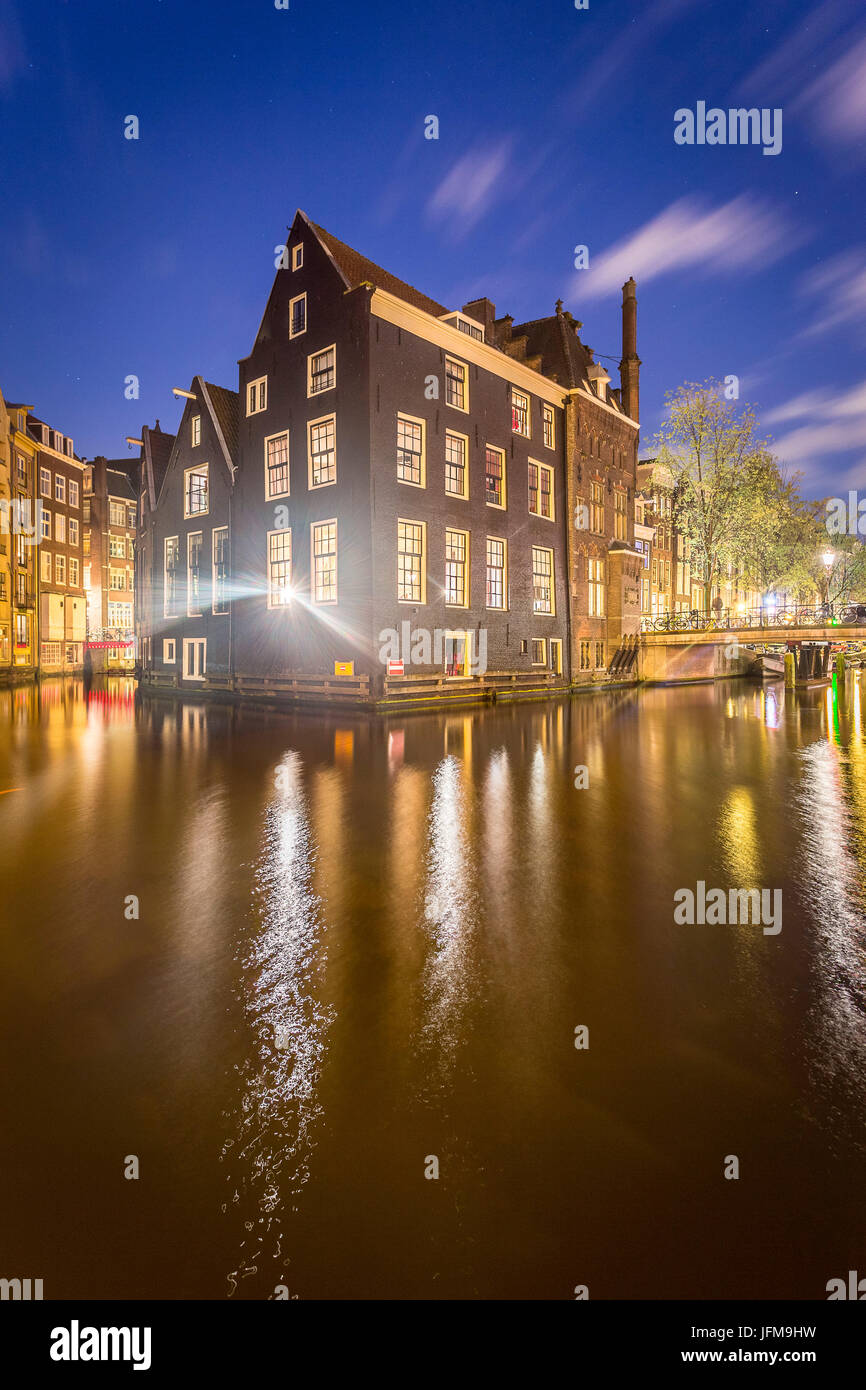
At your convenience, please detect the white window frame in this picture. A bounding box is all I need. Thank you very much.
[267,528,293,608]
[511,388,530,438]
[69,557,79,587]
[187,531,203,617]
[485,444,507,510]
[182,638,206,681]
[397,412,426,488]
[308,414,337,489]
[163,638,176,664]
[163,536,179,618]
[486,536,507,610]
[289,293,307,339]
[54,553,66,585]
[212,526,228,615]
[54,474,66,503]
[397,519,426,604]
[542,404,555,450]
[68,480,79,508]
[532,545,555,616]
[191,414,201,447]
[246,376,267,416]
[291,243,303,271]
[69,518,79,546]
[445,526,469,608]
[55,514,66,543]
[264,430,290,499]
[528,459,555,521]
[40,549,52,582]
[41,509,51,540]
[311,519,338,605]
[184,462,209,518]
[39,467,51,497]
[307,344,336,397]
[444,429,469,500]
[444,355,469,413]
[531,638,547,666]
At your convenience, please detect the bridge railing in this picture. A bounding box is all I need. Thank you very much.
[641,602,866,634]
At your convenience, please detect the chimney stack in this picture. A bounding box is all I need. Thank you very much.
[619,277,640,423]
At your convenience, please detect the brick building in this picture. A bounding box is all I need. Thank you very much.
[3,401,39,674]
[29,415,87,672]
[136,211,643,703]
[84,457,140,671]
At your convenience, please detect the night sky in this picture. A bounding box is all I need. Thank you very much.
[1,0,864,495]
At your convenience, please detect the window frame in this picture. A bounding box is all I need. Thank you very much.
[397,519,426,604]
[511,388,530,438]
[542,404,555,450]
[289,292,307,339]
[311,519,338,605]
[485,444,507,510]
[163,638,176,664]
[396,412,426,489]
[444,429,469,500]
[444,526,470,608]
[246,376,268,416]
[191,414,201,447]
[163,535,179,618]
[264,430,290,499]
[485,536,507,610]
[444,355,469,413]
[182,637,206,681]
[291,243,303,271]
[187,531,203,617]
[531,638,547,666]
[307,344,336,397]
[183,462,209,519]
[212,526,229,614]
[528,459,555,521]
[307,413,337,489]
[531,545,555,616]
[266,528,293,609]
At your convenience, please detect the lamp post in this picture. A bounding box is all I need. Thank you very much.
[822,550,836,607]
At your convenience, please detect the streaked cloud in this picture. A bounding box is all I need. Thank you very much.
[767,378,866,490]
[426,139,513,239]
[576,195,800,300]
[798,250,866,338]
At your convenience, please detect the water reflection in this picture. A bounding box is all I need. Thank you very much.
[222,752,333,1298]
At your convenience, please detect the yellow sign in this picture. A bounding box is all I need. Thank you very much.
[334,661,354,676]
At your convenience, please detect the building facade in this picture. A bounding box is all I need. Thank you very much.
[5,402,39,675]
[136,212,644,703]
[29,416,86,672]
[84,457,140,671]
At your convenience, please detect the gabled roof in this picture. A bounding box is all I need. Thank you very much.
[142,423,176,509]
[201,380,238,468]
[300,211,450,318]
[105,467,138,502]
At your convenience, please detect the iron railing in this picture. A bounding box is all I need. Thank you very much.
[641,601,866,633]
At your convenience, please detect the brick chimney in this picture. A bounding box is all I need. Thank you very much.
[619,277,640,423]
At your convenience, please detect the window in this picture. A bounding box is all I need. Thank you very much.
[485,446,506,508]
[588,556,605,617]
[580,640,591,671]
[187,532,203,616]
[595,641,605,669]
[55,553,66,584]
[109,501,126,527]
[128,538,135,559]
[183,638,206,680]
[445,356,468,411]
[542,404,555,449]
[549,638,562,675]
[164,537,180,616]
[42,641,62,665]
[163,638,176,664]
[532,546,554,614]
[83,564,91,589]
[289,293,307,338]
[54,431,64,452]
[267,529,293,607]
[614,490,627,541]
[83,532,90,556]
[108,601,132,626]
[191,415,201,447]
[83,469,93,495]
[308,415,336,487]
[55,514,66,543]
[397,414,425,486]
[40,467,51,497]
[444,632,469,677]
[445,528,468,606]
[590,480,604,533]
[444,431,468,498]
[40,550,52,582]
[652,559,658,586]
[68,480,79,508]
[291,243,303,271]
[308,345,335,396]
[247,377,267,415]
[397,520,425,603]
[17,455,27,485]
[69,557,79,587]
[528,461,554,519]
[41,509,51,540]
[184,464,209,517]
[212,527,228,613]
[69,518,79,546]
[531,638,547,665]
[486,538,506,609]
[128,506,137,528]
[109,569,126,590]
[265,431,290,498]
[511,389,530,437]
[55,475,65,503]
[109,535,126,558]
[312,521,337,604]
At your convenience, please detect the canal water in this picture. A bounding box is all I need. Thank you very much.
[1,677,864,1300]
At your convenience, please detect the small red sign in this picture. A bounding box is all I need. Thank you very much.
[387,659,404,676]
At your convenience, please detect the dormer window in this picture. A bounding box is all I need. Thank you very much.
[65,438,74,457]
[41,424,50,445]
[54,431,64,452]
[440,311,484,342]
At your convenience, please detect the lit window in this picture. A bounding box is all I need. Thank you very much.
[531,638,547,665]
[69,557,79,587]
[485,446,506,508]
[445,356,468,411]
[532,546,554,614]
[486,538,506,609]
[528,461,554,519]
[308,346,335,396]
[187,532,203,616]
[397,415,424,486]
[614,489,627,541]
[40,467,51,497]
[267,529,292,607]
[41,509,51,540]
[542,404,555,449]
[109,568,126,590]
[445,528,468,606]
[289,293,307,338]
[308,415,336,487]
[41,550,52,582]
[265,431,290,498]
[588,556,605,616]
[55,475,65,503]
[109,535,126,558]
[54,553,66,584]
[69,518,79,546]
[192,415,201,446]
[164,537,179,617]
[445,432,467,498]
[247,377,267,416]
[511,389,530,437]
[184,463,209,517]
[312,521,337,604]
[212,527,228,613]
[397,520,425,603]
[109,501,126,526]
[55,514,66,543]
[590,480,604,533]
[68,480,79,508]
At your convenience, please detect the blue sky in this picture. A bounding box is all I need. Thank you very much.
[1,0,864,496]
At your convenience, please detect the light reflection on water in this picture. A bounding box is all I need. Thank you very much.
[221,752,333,1299]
